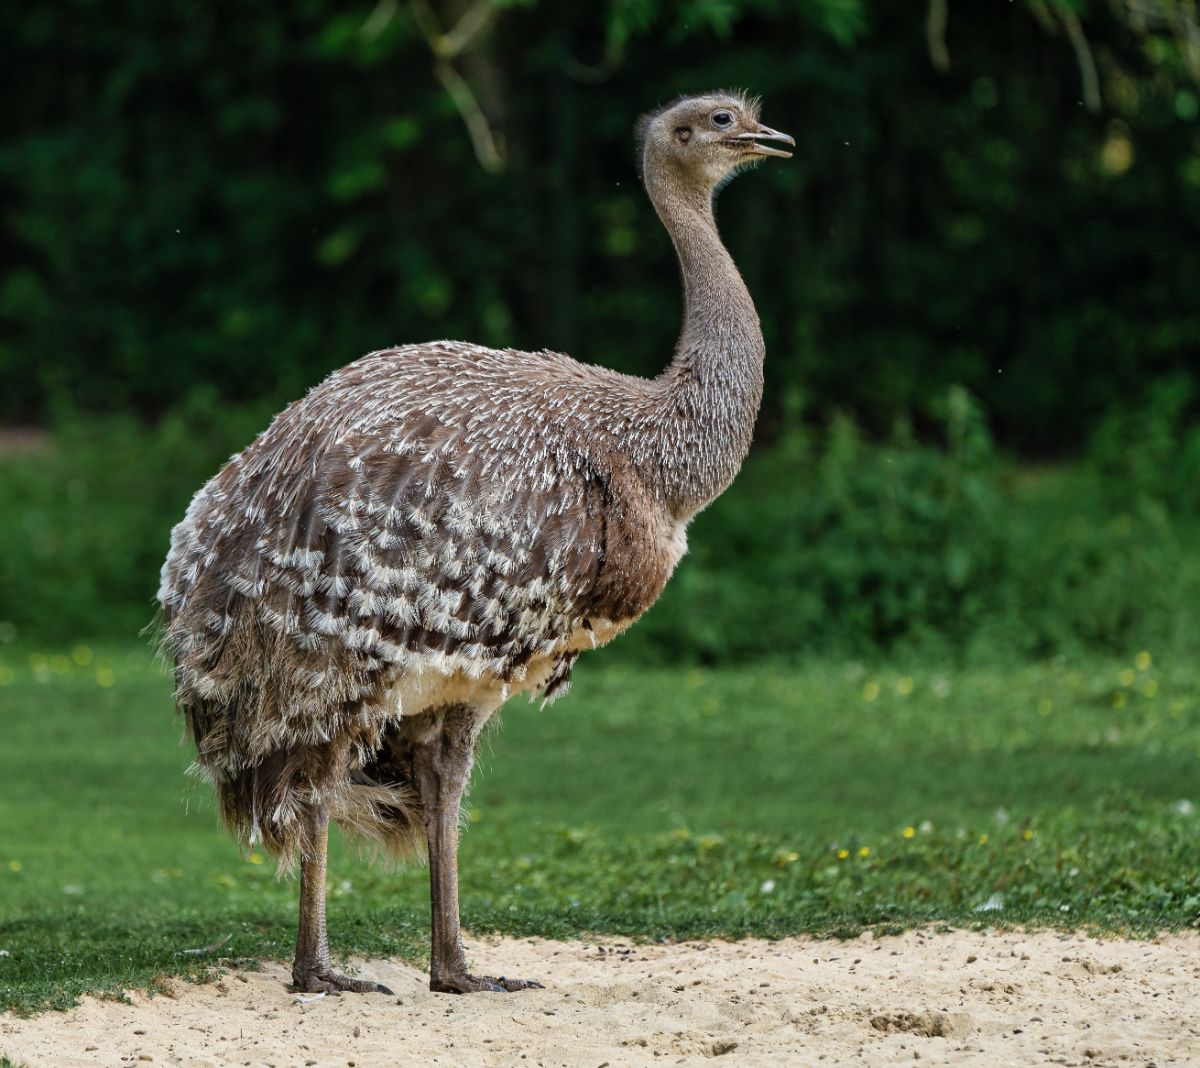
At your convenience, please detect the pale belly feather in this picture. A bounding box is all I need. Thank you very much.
[383,614,635,724]
[384,520,688,723]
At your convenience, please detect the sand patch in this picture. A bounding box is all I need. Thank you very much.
[3,929,1199,1067]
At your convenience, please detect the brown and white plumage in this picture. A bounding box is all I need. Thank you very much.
[161,344,691,851]
[157,91,792,995]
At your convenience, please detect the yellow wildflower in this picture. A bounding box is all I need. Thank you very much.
[72,645,93,666]
[1135,651,1152,671]
[8,860,22,872]
[902,826,915,839]
[897,676,914,696]
[857,846,870,858]
[1022,829,1035,840]
[862,682,880,702]
[249,853,265,865]
[96,667,115,688]
[837,848,849,860]
[978,833,989,845]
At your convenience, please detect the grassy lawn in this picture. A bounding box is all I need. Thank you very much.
[1,642,1198,1013]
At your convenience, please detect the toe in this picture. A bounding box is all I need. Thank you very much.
[293,971,392,996]
[334,973,391,995]
[430,974,507,994]
[485,975,544,992]
[293,976,340,995]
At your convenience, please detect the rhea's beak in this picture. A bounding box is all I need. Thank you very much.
[734,124,795,158]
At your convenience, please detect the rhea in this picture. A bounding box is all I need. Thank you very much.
[158,92,792,995]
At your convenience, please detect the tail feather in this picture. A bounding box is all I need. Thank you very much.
[181,698,425,870]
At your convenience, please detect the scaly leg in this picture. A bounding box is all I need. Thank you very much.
[291,799,393,995]
[413,705,542,994]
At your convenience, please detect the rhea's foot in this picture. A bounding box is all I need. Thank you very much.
[430,972,544,994]
[292,965,394,996]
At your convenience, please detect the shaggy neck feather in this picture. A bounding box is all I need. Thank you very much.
[642,161,765,519]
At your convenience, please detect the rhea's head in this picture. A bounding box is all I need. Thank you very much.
[636,91,793,196]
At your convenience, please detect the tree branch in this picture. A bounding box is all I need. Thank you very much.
[439,0,496,58]
[360,0,399,42]
[1174,0,1200,80]
[565,27,627,84]
[408,0,506,172]
[1062,9,1103,112]
[432,58,505,172]
[927,0,951,73]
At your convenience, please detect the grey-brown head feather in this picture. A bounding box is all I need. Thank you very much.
[634,88,763,176]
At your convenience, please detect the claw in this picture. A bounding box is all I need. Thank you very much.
[292,969,393,996]
[490,975,544,992]
[430,972,542,994]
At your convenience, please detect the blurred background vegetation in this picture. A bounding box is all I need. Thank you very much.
[1,0,1198,657]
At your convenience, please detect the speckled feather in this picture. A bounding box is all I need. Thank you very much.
[157,91,769,863]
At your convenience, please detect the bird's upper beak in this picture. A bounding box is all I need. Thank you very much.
[733,123,795,158]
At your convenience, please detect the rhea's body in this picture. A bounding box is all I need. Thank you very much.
[158,92,791,995]
[158,339,737,853]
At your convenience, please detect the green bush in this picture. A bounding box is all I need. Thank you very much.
[0,387,1195,657]
[637,386,1199,662]
[1088,375,1200,517]
[0,392,274,642]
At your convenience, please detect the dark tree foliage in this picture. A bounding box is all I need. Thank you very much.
[1,0,1197,453]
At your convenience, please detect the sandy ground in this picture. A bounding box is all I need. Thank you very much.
[3,930,1199,1068]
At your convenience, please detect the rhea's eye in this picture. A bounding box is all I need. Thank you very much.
[711,110,734,128]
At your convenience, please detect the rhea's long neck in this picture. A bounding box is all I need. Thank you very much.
[642,163,766,518]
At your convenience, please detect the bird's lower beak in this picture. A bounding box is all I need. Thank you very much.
[733,124,795,158]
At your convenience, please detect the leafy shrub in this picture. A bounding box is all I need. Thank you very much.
[0,387,1196,658]
[0,391,273,642]
[637,386,1199,662]
[1087,374,1200,517]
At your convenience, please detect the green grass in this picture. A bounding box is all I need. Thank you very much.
[1,643,1198,1013]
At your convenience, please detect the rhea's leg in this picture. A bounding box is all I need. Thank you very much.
[291,799,393,995]
[413,705,541,994]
